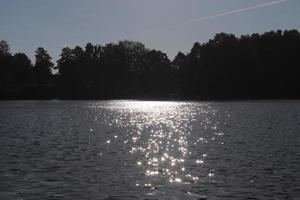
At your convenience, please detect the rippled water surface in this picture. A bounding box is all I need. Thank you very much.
[0,100,299,199]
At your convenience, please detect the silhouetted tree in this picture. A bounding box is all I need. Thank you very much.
[1,29,300,99]
[34,47,53,84]
[179,30,300,99]
[12,53,32,83]
[0,40,10,56]
[0,41,13,85]
[138,50,174,94]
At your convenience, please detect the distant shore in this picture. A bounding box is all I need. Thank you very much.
[1,29,300,101]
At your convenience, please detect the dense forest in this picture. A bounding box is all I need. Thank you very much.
[0,29,300,100]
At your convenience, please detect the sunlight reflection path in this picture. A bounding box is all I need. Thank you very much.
[92,101,224,186]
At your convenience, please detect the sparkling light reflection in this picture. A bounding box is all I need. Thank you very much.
[92,100,226,186]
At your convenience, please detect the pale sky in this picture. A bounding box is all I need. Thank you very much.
[0,0,299,63]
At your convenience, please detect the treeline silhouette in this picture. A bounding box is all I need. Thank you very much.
[0,29,300,100]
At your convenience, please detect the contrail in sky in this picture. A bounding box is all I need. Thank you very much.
[128,0,287,39]
[183,0,288,25]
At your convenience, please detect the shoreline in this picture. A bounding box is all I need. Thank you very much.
[1,97,300,102]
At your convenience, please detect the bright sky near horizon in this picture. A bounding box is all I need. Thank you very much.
[0,0,299,63]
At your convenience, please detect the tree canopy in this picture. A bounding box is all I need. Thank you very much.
[0,29,300,99]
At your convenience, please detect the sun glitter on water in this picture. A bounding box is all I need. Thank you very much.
[95,100,222,186]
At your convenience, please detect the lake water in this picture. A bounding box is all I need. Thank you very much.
[0,100,299,200]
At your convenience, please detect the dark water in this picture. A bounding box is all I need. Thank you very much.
[0,100,299,200]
